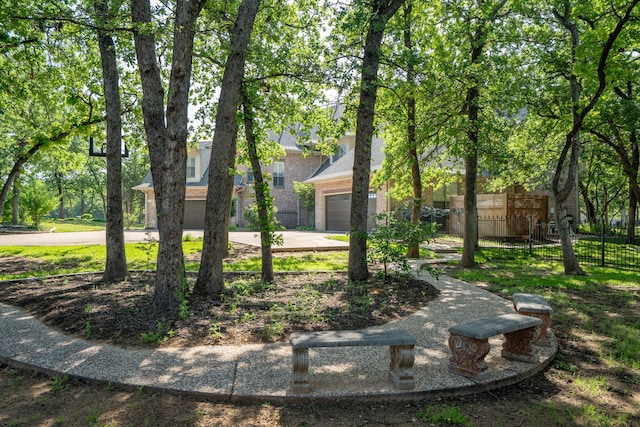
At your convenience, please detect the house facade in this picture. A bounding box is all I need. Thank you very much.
[133,131,567,233]
[304,135,389,231]
[133,131,398,231]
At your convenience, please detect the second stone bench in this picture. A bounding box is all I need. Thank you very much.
[448,313,543,378]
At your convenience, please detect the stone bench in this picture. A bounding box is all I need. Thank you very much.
[289,329,416,394]
[512,293,553,345]
[448,313,543,378]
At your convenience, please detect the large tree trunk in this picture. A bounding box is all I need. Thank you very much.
[404,1,421,260]
[194,0,261,297]
[460,85,479,268]
[55,173,64,219]
[132,0,203,313]
[97,0,128,282]
[242,96,274,282]
[348,0,406,282]
[459,0,507,268]
[553,83,585,275]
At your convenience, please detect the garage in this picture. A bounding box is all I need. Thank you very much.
[183,200,206,229]
[325,193,377,231]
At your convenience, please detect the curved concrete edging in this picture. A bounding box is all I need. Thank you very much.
[0,268,557,403]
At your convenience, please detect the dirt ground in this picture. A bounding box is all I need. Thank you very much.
[0,247,638,426]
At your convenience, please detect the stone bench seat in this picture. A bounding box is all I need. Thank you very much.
[448,313,543,378]
[513,293,554,345]
[289,329,416,394]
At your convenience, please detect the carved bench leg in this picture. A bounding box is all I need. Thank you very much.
[519,311,552,346]
[389,344,415,390]
[501,325,541,363]
[291,347,310,394]
[448,334,490,377]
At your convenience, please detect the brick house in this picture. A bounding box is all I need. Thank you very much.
[304,134,389,231]
[134,131,567,232]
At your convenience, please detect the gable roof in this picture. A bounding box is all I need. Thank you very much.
[132,169,245,190]
[304,136,385,184]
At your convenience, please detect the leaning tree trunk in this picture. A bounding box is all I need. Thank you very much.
[552,0,639,274]
[11,175,19,225]
[348,0,406,282]
[243,97,275,282]
[97,0,128,282]
[195,0,261,297]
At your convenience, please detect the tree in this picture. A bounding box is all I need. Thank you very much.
[456,0,508,268]
[95,0,128,281]
[588,81,640,244]
[549,0,639,275]
[241,90,278,282]
[20,179,58,228]
[347,0,406,282]
[131,0,205,313]
[194,0,261,297]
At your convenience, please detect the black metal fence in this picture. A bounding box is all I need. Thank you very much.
[445,214,640,271]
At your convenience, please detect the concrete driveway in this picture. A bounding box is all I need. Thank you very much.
[0,230,349,251]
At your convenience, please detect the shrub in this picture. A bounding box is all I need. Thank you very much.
[20,180,58,228]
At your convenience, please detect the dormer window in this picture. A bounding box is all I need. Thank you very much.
[187,155,198,181]
[331,144,347,163]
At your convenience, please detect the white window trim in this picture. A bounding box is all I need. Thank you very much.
[186,154,200,182]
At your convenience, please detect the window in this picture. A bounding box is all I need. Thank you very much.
[331,144,348,163]
[273,162,284,188]
[187,156,197,179]
[246,167,254,183]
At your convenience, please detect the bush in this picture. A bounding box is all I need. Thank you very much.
[243,204,284,232]
[20,180,58,228]
[367,211,439,277]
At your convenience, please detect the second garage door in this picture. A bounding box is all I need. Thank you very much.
[183,200,206,229]
[325,193,377,231]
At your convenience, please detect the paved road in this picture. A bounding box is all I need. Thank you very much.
[0,230,349,250]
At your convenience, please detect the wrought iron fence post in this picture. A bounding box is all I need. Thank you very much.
[601,216,606,267]
[529,216,533,255]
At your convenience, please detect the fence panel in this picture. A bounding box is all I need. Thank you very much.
[445,214,639,271]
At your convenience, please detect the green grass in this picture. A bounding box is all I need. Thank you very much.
[223,252,349,272]
[0,241,205,280]
[324,234,349,242]
[41,220,107,232]
[0,242,347,280]
[443,250,640,371]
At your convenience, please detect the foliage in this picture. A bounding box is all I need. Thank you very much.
[367,212,438,277]
[242,202,285,233]
[20,180,58,228]
[293,182,315,211]
[416,404,472,426]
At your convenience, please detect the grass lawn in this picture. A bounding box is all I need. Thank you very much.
[1,243,638,425]
[436,250,640,425]
[0,240,350,280]
[41,220,107,232]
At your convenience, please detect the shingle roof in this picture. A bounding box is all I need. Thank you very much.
[133,170,245,189]
[305,136,385,183]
